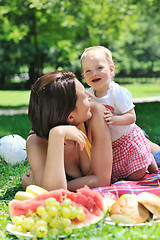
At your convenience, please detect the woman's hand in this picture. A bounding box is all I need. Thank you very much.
[52,125,87,151]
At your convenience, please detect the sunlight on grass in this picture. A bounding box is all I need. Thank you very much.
[123,83,160,98]
[0,90,30,108]
[0,83,160,108]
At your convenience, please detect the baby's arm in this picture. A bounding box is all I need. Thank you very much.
[104,108,136,126]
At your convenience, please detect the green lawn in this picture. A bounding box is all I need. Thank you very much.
[0,90,30,108]
[0,82,160,239]
[1,159,160,240]
[0,83,160,108]
[123,83,160,98]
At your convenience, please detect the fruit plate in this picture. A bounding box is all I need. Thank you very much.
[6,223,35,238]
[6,223,68,239]
[105,216,160,227]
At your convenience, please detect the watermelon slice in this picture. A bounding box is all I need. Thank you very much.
[9,186,108,228]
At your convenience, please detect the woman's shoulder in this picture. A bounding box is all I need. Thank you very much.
[90,102,105,115]
[27,130,47,148]
[87,102,106,129]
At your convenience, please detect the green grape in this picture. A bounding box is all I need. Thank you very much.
[49,217,59,228]
[12,216,24,226]
[60,218,71,227]
[12,224,25,233]
[61,198,71,207]
[34,219,48,229]
[70,206,78,220]
[33,215,40,223]
[77,208,85,221]
[12,216,20,225]
[64,226,72,235]
[53,201,61,209]
[44,197,57,207]
[22,217,35,230]
[41,211,52,223]
[35,225,48,238]
[36,206,45,216]
[60,207,71,218]
[47,206,58,217]
[48,228,59,236]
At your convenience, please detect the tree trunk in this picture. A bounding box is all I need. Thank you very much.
[27,9,42,88]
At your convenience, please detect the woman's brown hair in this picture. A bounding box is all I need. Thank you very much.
[28,70,77,139]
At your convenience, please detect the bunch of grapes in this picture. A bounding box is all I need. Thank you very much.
[11,197,85,238]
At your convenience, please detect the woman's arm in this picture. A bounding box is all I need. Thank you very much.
[26,134,48,187]
[67,103,113,191]
[26,126,87,191]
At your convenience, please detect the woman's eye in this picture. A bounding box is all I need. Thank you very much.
[85,70,90,73]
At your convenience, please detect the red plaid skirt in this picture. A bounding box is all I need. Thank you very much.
[111,124,152,183]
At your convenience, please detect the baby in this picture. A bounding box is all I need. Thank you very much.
[81,46,158,183]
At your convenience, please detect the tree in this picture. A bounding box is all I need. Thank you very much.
[0,0,159,89]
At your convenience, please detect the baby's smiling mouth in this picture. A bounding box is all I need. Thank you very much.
[92,78,101,82]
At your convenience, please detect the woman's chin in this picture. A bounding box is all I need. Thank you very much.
[86,111,92,121]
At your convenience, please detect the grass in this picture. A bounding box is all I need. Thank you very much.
[0,102,160,239]
[0,81,160,239]
[1,160,160,240]
[0,90,30,108]
[0,82,160,108]
[135,102,160,144]
[122,83,160,98]
[0,114,31,139]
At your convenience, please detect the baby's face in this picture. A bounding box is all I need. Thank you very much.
[82,50,113,90]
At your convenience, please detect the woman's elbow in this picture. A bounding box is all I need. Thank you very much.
[97,176,111,187]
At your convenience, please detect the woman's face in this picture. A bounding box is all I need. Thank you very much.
[70,79,92,125]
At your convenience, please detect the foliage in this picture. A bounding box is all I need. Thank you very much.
[0,0,160,89]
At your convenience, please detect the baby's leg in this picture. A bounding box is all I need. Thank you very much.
[22,168,35,188]
[148,154,159,173]
[125,166,147,181]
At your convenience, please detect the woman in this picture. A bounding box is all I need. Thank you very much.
[22,70,113,191]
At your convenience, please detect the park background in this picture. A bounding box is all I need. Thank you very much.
[0,0,160,239]
[0,0,160,89]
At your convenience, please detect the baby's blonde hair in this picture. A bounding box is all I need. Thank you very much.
[80,46,114,69]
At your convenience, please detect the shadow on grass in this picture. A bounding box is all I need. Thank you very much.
[0,184,24,201]
[0,104,28,109]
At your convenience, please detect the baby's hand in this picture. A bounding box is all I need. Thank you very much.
[104,109,116,125]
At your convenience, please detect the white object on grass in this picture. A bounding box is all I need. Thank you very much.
[0,134,27,165]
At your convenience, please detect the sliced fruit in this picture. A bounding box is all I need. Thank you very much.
[103,196,116,211]
[120,194,138,199]
[26,185,48,196]
[9,186,107,228]
[14,191,34,201]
